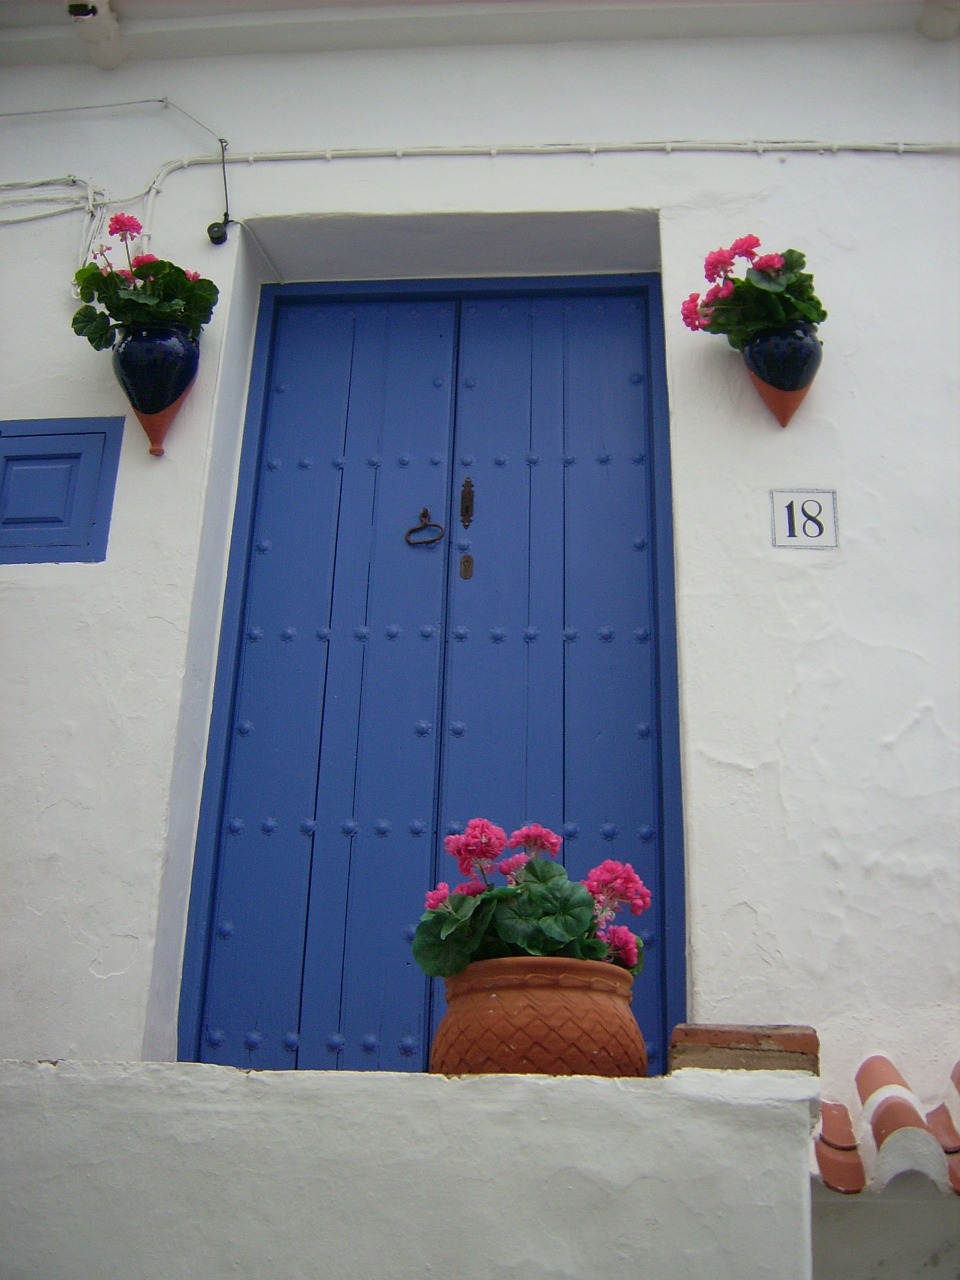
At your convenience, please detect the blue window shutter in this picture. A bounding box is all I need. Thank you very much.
[0,417,124,564]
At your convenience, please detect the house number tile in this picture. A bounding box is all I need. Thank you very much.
[771,489,839,549]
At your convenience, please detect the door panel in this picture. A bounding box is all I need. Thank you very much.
[201,301,456,1069]
[441,295,663,1049]
[192,283,678,1075]
[297,303,457,1070]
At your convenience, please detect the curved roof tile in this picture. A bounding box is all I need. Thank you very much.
[817,1057,960,1196]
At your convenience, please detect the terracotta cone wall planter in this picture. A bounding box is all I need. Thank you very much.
[745,369,813,429]
[429,955,648,1077]
[128,384,196,456]
[112,323,200,456]
[742,322,823,427]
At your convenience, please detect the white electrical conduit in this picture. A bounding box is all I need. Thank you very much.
[138,138,960,278]
[2,137,957,269]
[139,136,960,217]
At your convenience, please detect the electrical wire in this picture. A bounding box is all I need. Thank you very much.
[1,94,957,265]
[0,96,224,143]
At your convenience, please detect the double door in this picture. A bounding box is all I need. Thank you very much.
[191,283,681,1073]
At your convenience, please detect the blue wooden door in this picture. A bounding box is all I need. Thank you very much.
[191,284,681,1074]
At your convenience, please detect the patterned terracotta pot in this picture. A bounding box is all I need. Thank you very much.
[429,955,647,1077]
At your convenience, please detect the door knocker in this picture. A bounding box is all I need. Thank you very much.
[405,508,445,546]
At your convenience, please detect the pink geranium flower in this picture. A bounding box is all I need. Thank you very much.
[729,234,761,260]
[752,253,785,274]
[184,270,201,282]
[703,246,737,282]
[681,293,707,331]
[131,253,158,268]
[462,817,507,855]
[424,883,450,910]
[497,852,530,880]
[108,212,143,241]
[453,878,486,897]
[507,823,561,857]
[703,280,734,305]
[600,923,639,969]
[446,818,507,879]
[583,859,652,923]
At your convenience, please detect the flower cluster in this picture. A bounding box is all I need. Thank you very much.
[583,859,653,971]
[445,817,508,891]
[681,235,826,351]
[441,818,564,895]
[412,818,651,979]
[72,212,219,351]
[583,859,653,920]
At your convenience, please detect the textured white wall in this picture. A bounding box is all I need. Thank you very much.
[0,29,957,1107]
[0,1062,817,1280]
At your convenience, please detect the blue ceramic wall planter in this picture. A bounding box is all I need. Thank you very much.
[741,322,823,427]
[112,324,200,456]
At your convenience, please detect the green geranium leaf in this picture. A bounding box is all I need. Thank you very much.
[576,937,609,962]
[492,875,590,950]
[117,285,161,307]
[412,913,474,977]
[781,248,807,273]
[492,893,550,952]
[71,306,115,350]
[537,880,597,944]
[745,269,787,293]
[437,892,498,941]
[522,856,567,885]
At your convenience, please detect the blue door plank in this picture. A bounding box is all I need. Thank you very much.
[440,300,544,837]
[295,305,401,1067]
[297,302,456,1070]
[523,302,567,825]
[559,297,665,1071]
[199,303,359,1067]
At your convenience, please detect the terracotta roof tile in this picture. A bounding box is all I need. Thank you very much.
[815,1135,867,1194]
[855,1053,911,1103]
[819,1100,858,1150]
[926,1104,960,1154]
[816,1055,960,1197]
[815,1102,867,1194]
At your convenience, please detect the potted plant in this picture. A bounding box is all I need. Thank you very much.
[681,234,827,426]
[413,818,651,1076]
[72,213,219,455]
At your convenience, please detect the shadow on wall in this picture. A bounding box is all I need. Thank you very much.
[812,1176,960,1280]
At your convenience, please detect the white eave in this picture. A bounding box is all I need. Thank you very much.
[0,0,957,67]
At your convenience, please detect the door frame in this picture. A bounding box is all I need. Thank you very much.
[178,274,686,1065]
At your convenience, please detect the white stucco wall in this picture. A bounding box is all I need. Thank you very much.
[0,25,957,1110]
[0,1062,817,1280]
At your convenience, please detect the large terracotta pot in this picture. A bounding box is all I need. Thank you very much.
[742,321,822,427]
[429,956,647,1077]
[112,323,200,456]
